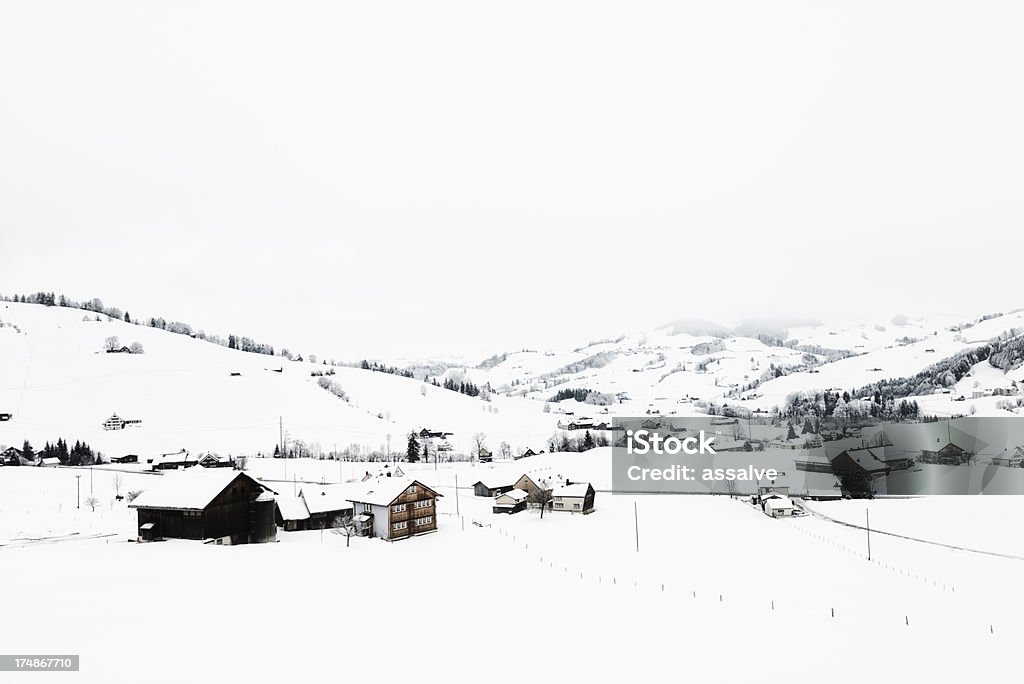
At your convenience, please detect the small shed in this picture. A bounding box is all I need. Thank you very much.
[275,496,311,531]
[763,495,795,518]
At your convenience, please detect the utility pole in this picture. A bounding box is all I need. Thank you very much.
[634,501,640,552]
[76,475,81,509]
[90,465,94,494]
[866,508,872,561]
[455,474,460,516]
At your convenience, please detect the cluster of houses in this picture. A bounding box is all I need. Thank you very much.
[146,449,236,470]
[0,446,60,467]
[130,467,442,544]
[472,470,596,515]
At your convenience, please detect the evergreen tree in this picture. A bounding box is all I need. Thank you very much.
[406,432,421,462]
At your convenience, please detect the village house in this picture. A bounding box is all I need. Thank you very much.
[831,447,890,476]
[478,447,493,463]
[493,489,529,514]
[512,472,564,498]
[111,454,139,464]
[149,449,198,470]
[346,478,442,541]
[990,450,1023,468]
[102,413,142,431]
[1,447,24,466]
[919,442,970,466]
[197,453,235,468]
[38,457,60,467]
[129,470,278,544]
[550,481,596,514]
[0,412,13,421]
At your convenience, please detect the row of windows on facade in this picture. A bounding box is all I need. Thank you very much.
[554,502,581,509]
[392,516,433,531]
[392,499,432,513]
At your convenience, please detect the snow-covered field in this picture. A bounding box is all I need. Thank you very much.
[3,455,1024,682]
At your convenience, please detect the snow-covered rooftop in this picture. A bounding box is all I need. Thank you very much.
[347,477,440,507]
[275,495,310,521]
[129,470,272,510]
[300,484,356,515]
[552,482,591,497]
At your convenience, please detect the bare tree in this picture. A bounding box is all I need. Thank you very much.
[129,341,145,354]
[331,515,359,548]
[499,441,512,460]
[103,335,120,351]
[472,432,487,460]
[528,487,553,519]
[85,496,99,512]
[111,474,123,499]
[729,422,746,442]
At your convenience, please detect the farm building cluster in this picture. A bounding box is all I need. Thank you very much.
[129,468,443,544]
[472,470,596,515]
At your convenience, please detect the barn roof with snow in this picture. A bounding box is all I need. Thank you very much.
[129,471,275,511]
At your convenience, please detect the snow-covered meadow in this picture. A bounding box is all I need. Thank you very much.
[3,453,1024,683]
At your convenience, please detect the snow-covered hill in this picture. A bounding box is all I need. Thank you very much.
[2,301,1023,462]
[0,301,560,459]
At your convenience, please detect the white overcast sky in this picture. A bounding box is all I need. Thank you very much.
[1,2,1022,361]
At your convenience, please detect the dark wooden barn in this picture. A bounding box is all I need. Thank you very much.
[129,471,277,544]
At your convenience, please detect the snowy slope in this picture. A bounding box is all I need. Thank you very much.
[0,302,560,459]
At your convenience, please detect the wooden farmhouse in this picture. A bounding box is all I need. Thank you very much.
[550,482,596,514]
[129,470,278,544]
[919,442,969,466]
[346,478,441,541]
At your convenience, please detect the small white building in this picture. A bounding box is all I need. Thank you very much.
[763,495,796,518]
[493,488,528,514]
